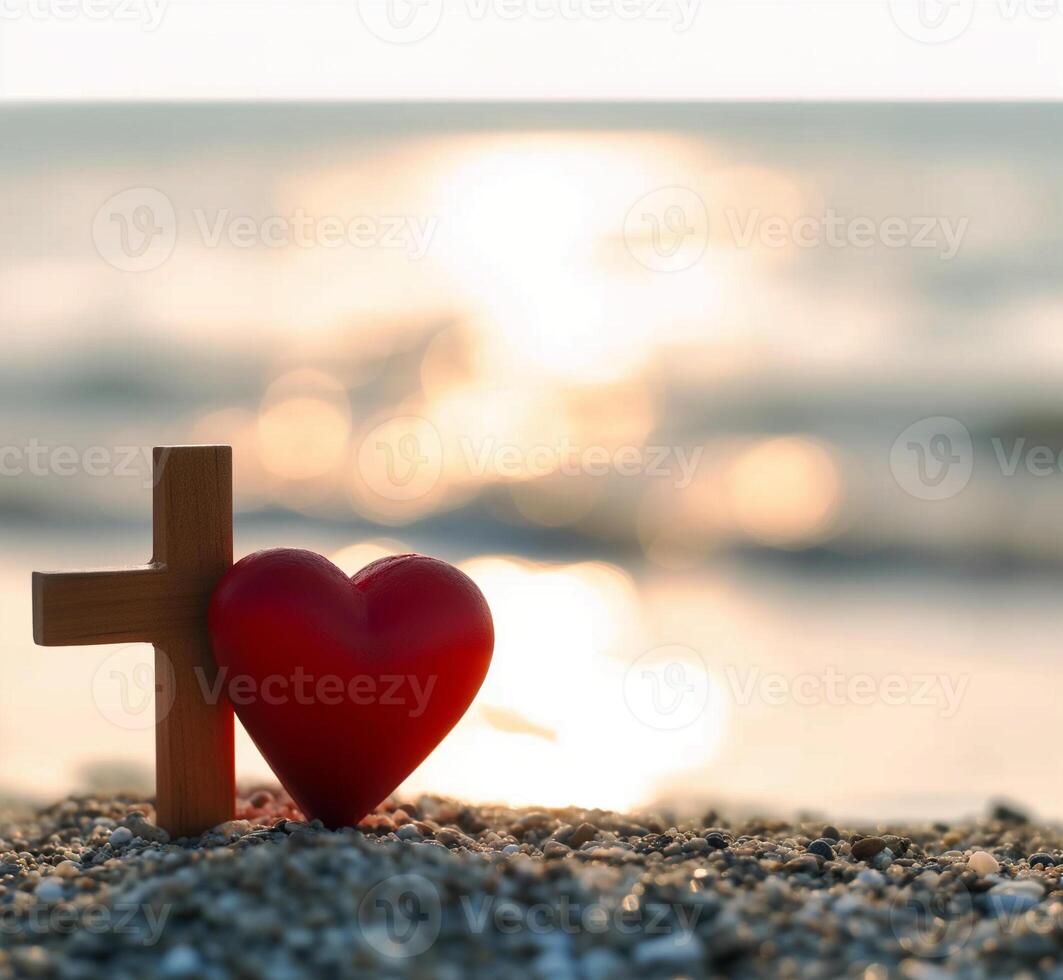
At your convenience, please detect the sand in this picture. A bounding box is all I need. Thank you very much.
[0,790,1060,978]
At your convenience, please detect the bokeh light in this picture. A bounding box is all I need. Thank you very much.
[257,369,352,482]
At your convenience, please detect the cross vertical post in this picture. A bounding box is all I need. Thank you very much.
[32,445,235,838]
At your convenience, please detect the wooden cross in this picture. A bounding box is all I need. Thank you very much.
[32,445,235,838]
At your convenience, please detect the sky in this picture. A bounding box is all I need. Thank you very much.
[1,0,1062,100]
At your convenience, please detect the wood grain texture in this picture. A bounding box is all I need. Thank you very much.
[155,633,235,840]
[32,445,236,838]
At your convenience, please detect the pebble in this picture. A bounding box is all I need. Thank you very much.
[784,856,821,874]
[160,945,203,977]
[581,947,626,980]
[435,828,469,848]
[987,891,1041,916]
[807,839,835,860]
[10,947,50,977]
[872,847,894,870]
[519,811,554,829]
[214,819,253,838]
[532,949,577,980]
[968,850,1001,875]
[249,790,274,808]
[989,878,1044,898]
[108,826,133,846]
[632,933,705,968]
[1029,852,1056,867]
[851,836,887,860]
[567,822,599,849]
[821,825,841,842]
[123,812,169,843]
[34,879,64,903]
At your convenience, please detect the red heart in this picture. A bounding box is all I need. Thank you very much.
[208,548,493,827]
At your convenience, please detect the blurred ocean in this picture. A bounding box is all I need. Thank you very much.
[1,104,1061,820]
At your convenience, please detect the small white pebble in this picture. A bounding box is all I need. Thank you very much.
[968,850,1000,875]
[109,827,133,846]
[212,819,252,838]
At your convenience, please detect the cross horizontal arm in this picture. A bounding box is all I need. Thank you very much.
[32,566,216,646]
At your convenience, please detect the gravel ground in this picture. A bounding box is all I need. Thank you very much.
[0,791,1061,979]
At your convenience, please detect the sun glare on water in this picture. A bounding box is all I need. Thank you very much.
[231,542,730,813]
[366,550,726,811]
